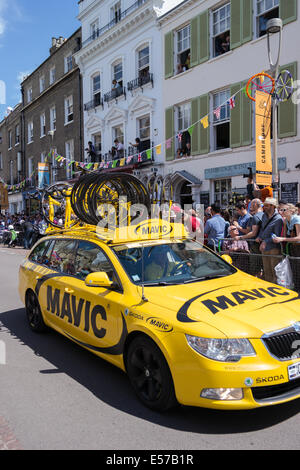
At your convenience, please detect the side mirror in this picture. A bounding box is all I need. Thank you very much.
[85,272,112,288]
[221,254,233,265]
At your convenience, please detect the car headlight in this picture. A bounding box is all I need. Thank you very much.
[186,335,256,362]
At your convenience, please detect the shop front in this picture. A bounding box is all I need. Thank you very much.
[8,192,24,214]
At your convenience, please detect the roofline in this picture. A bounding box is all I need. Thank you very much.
[21,27,82,86]
[157,0,200,24]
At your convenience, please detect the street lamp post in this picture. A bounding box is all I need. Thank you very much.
[48,130,56,185]
[266,18,283,201]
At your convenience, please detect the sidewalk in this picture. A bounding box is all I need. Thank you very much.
[0,245,29,256]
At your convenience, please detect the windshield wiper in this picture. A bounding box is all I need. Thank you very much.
[141,281,182,287]
[183,274,228,284]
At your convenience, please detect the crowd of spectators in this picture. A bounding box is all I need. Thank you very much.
[0,213,46,249]
[203,197,300,286]
[171,191,300,288]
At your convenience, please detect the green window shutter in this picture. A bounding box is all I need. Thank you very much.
[278,62,297,138]
[190,16,199,67]
[199,10,209,63]
[191,98,200,155]
[280,0,297,25]
[241,81,252,146]
[165,106,175,161]
[199,94,210,154]
[164,32,174,79]
[231,0,241,50]
[230,83,242,148]
[242,0,253,44]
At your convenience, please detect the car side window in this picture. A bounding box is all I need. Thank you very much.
[29,240,51,264]
[49,239,78,275]
[42,240,55,267]
[75,240,119,287]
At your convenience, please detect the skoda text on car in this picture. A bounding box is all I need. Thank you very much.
[19,219,300,411]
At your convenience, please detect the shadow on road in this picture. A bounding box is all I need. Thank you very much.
[1,306,300,435]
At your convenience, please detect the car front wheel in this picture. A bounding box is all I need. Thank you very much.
[126,336,177,412]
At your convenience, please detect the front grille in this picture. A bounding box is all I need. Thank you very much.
[262,328,300,360]
[252,377,300,402]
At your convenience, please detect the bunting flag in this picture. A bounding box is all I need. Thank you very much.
[200,116,209,129]
[188,124,195,136]
[166,138,172,149]
[126,155,133,164]
[155,144,161,155]
[112,160,118,168]
[120,158,125,167]
[146,149,152,160]
[228,96,236,109]
[176,132,182,143]
[138,153,142,163]
[213,107,221,120]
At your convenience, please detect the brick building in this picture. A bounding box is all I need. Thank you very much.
[0,28,83,214]
[0,104,23,213]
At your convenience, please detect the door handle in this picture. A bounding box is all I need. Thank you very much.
[65,288,74,294]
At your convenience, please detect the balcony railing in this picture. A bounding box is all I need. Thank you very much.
[127,73,153,92]
[82,0,148,48]
[104,86,126,103]
[99,142,154,168]
[84,94,103,111]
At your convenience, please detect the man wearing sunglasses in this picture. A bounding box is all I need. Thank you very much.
[255,198,283,284]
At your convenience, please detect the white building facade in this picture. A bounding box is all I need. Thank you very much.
[75,0,164,183]
[159,0,299,208]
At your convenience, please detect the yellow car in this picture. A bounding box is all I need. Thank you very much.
[19,219,300,411]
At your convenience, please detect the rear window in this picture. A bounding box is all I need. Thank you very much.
[29,240,52,264]
[49,239,78,274]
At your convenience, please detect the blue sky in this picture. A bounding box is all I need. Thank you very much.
[0,0,80,119]
[0,0,181,120]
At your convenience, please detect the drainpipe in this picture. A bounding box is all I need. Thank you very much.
[21,86,26,211]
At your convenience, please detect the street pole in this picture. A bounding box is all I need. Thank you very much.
[48,130,55,185]
[266,18,283,202]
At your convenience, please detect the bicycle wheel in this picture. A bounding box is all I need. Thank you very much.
[275,70,294,102]
[246,73,275,102]
[42,182,78,229]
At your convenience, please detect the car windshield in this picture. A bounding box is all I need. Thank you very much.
[112,240,236,286]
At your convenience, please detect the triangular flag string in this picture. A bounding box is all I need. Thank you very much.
[6,84,248,189]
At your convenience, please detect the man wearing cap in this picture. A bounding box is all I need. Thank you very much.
[256,197,283,284]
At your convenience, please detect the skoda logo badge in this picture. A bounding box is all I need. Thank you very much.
[244,378,253,387]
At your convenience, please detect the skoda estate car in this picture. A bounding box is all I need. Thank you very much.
[19,220,300,411]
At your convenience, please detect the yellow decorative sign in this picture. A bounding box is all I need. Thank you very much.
[255,90,272,186]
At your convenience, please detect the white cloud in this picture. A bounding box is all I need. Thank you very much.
[154,0,184,16]
[0,0,8,36]
[0,0,25,37]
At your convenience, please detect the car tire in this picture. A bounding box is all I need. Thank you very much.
[126,336,177,412]
[25,290,48,333]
